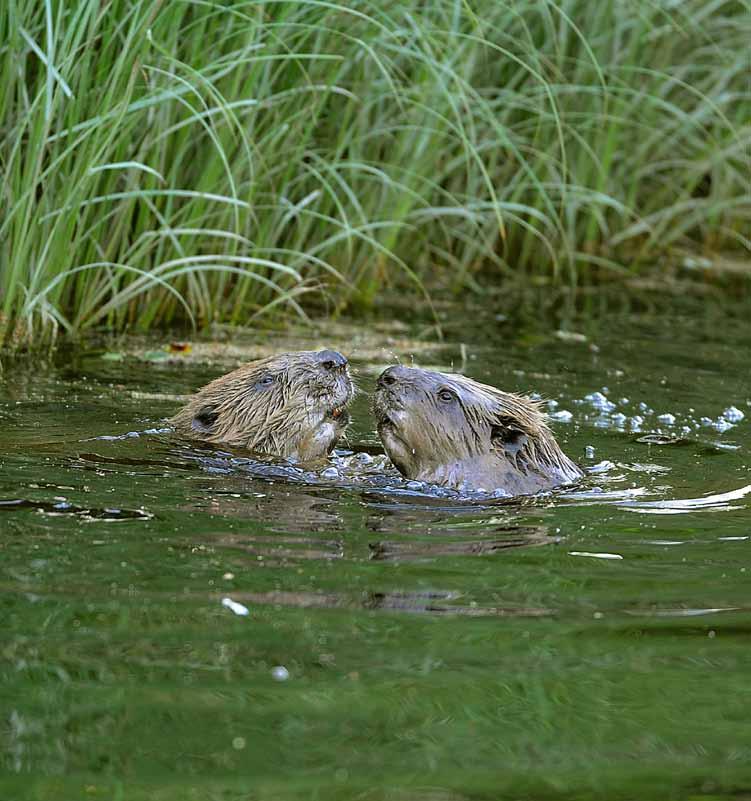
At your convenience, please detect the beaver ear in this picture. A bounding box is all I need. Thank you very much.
[192,405,219,433]
[490,422,528,457]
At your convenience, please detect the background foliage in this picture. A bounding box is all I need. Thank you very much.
[1,0,749,346]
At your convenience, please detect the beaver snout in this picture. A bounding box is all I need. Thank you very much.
[315,350,348,372]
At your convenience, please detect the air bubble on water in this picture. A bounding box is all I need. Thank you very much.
[611,413,627,427]
[529,392,542,400]
[406,481,426,491]
[550,410,573,422]
[722,406,744,423]
[700,417,713,426]
[271,666,290,681]
[355,452,374,465]
[320,467,339,479]
[547,399,559,410]
[585,391,606,403]
[619,398,629,405]
[584,392,616,413]
[712,418,734,433]
[657,413,676,425]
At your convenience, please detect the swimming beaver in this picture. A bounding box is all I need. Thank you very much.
[373,365,582,495]
[171,350,354,461]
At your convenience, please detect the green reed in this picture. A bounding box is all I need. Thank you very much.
[1,0,749,347]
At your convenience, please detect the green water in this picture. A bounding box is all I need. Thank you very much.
[2,301,751,800]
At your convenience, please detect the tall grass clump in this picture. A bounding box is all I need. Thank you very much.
[1,0,749,347]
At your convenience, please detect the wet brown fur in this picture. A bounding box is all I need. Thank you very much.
[373,366,582,494]
[171,350,353,461]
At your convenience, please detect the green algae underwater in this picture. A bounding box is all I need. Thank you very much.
[1,296,751,800]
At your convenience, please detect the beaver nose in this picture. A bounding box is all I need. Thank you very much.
[316,350,348,371]
[377,366,409,387]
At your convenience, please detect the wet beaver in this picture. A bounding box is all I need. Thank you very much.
[373,365,582,495]
[171,350,354,461]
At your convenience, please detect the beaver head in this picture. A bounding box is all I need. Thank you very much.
[171,350,354,461]
[373,365,582,495]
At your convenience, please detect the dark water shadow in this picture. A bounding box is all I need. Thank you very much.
[0,497,152,521]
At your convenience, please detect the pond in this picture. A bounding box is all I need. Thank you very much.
[2,297,750,799]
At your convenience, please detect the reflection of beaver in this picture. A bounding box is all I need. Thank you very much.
[373,366,582,495]
[171,350,354,460]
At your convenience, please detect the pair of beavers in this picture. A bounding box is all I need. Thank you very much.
[171,349,583,495]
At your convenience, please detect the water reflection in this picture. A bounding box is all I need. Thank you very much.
[619,483,751,514]
[0,497,151,521]
[220,588,550,617]
[369,525,553,561]
[195,488,346,532]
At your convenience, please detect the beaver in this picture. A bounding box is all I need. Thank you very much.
[171,350,354,461]
[372,365,582,495]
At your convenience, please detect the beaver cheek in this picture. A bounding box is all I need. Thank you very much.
[378,428,414,477]
[298,420,341,461]
[339,373,355,402]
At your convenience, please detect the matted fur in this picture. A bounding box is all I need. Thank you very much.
[171,350,354,461]
[373,366,582,495]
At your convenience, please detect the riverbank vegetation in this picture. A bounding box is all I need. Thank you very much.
[1,0,749,348]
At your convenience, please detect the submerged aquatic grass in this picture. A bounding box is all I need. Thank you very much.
[1,0,749,347]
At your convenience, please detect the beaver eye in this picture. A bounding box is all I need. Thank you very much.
[258,375,274,387]
[438,389,455,403]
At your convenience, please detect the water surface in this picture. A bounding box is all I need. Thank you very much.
[2,301,750,799]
